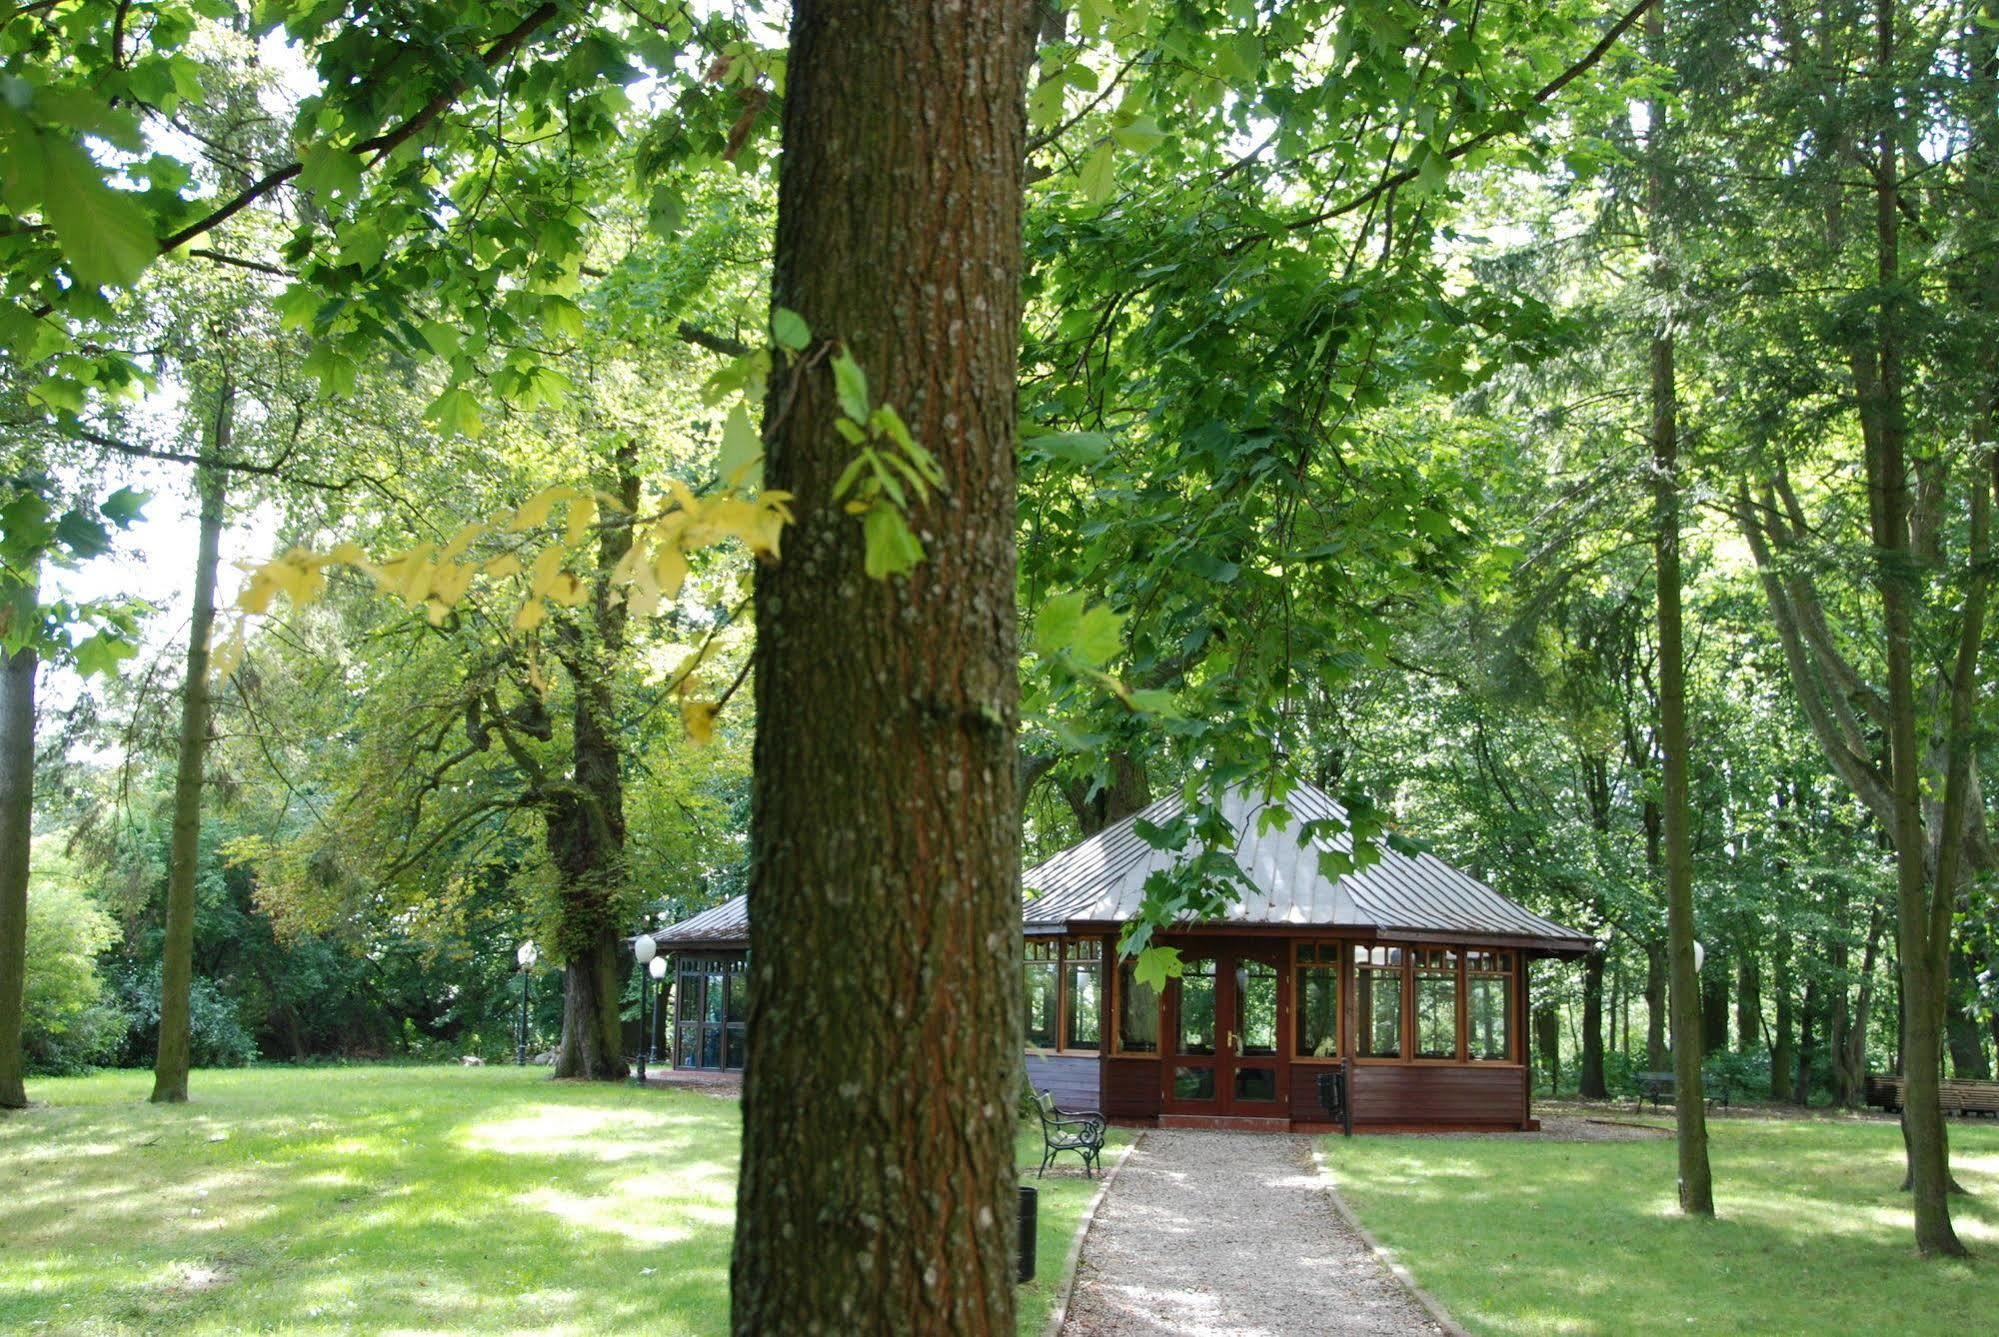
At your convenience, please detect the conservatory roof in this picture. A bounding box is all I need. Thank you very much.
[652,780,1594,956]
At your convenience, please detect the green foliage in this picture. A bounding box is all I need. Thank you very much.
[19,844,126,1075]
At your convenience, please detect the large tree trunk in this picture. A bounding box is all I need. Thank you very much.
[1579,949,1608,1099]
[0,566,36,1110]
[1646,8,1713,1210]
[1643,935,1668,1070]
[731,4,1034,1330]
[153,444,229,1104]
[1701,964,1729,1053]
[550,443,641,1082]
[1736,952,1761,1055]
[1771,944,1795,1102]
[1946,942,1990,1079]
[1798,970,1818,1107]
[1533,1004,1561,1093]
[1860,0,1966,1254]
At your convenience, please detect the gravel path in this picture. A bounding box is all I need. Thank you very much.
[1060,1131,1443,1336]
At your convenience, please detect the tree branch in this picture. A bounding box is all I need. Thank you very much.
[1282,0,1658,235]
[155,4,562,255]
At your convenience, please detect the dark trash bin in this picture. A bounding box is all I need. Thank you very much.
[1318,1062,1353,1137]
[1017,1183,1038,1283]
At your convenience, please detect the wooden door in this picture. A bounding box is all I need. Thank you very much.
[1159,942,1290,1116]
[1224,945,1287,1115]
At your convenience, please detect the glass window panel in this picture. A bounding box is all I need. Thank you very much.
[724,1023,747,1070]
[1024,961,1059,1048]
[1414,970,1458,1059]
[1172,1065,1215,1101]
[725,971,746,1023]
[677,974,702,1022]
[1356,966,1402,1058]
[1234,1066,1278,1102]
[700,1025,722,1068]
[1176,959,1217,1056]
[1236,959,1278,1054]
[1066,959,1100,1050]
[1296,964,1339,1058]
[676,1022,698,1068]
[1468,973,1514,1061]
[1117,957,1159,1053]
[704,972,725,1024]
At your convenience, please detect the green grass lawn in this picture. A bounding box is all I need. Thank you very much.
[1322,1111,1999,1336]
[0,1066,1119,1335]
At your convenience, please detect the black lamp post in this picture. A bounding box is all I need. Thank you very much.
[515,939,538,1065]
[633,932,658,1083]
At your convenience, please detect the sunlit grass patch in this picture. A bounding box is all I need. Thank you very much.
[1323,1114,1999,1335]
[3,1065,1111,1334]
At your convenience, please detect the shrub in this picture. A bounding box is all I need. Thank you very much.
[114,969,261,1069]
[21,846,128,1075]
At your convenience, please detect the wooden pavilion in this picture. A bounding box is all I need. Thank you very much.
[649,780,1593,1131]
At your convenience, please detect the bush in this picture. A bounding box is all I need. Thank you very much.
[21,846,128,1075]
[114,969,261,1069]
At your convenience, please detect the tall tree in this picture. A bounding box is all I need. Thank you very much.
[0,565,35,1109]
[731,2,1034,1328]
[1646,2,1713,1215]
[151,410,229,1104]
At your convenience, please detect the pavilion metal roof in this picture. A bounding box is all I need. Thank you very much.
[1021,782,1593,952]
[653,780,1594,955]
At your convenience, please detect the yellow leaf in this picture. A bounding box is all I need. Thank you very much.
[653,545,688,600]
[328,541,368,566]
[508,486,573,533]
[482,553,523,580]
[439,523,486,562]
[514,599,547,631]
[682,700,718,746]
[527,547,566,597]
[564,494,598,547]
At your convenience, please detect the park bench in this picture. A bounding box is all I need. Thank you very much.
[1032,1090,1107,1178]
[1865,1074,1999,1118]
[1634,1070,1732,1113]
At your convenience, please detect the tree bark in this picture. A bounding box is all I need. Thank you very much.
[1736,952,1761,1055]
[153,436,229,1104]
[1860,0,1964,1254]
[550,441,641,1082]
[1701,963,1729,1054]
[1646,5,1713,1211]
[1534,1004,1561,1093]
[0,565,37,1109]
[1771,944,1795,1103]
[1798,969,1818,1107]
[1643,934,1668,1071]
[1579,949,1608,1099]
[1946,943,1990,1079]
[731,3,1034,1330]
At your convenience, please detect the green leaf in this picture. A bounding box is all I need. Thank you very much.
[297,141,363,203]
[99,487,148,528]
[1133,944,1183,992]
[1033,590,1086,656]
[1072,601,1125,666]
[771,307,810,352]
[72,629,136,678]
[426,387,485,439]
[1078,143,1115,205]
[862,502,925,579]
[1111,115,1168,153]
[719,403,763,488]
[37,133,156,288]
[1027,430,1112,465]
[53,508,111,560]
[831,347,869,421]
